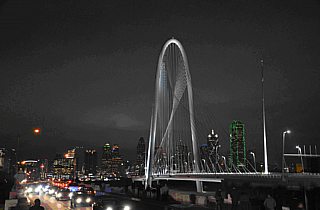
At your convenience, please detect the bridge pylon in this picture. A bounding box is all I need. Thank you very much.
[146,38,202,192]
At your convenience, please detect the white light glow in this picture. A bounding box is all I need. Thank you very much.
[124,205,131,210]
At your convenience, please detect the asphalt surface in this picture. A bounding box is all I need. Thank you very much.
[26,193,170,210]
[27,193,88,210]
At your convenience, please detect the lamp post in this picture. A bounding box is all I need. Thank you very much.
[282,130,291,176]
[249,152,256,171]
[296,145,304,173]
[221,156,227,172]
[170,155,175,174]
[201,159,207,173]
[187,152,191,172]
[261,59,269,174]
[17,128,41,161]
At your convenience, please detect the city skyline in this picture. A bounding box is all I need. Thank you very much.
[0,0,320,165]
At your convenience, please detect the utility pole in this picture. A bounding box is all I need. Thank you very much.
[261,59,269,174]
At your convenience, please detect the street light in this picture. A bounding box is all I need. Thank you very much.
[296,145,304,173]
[33,128,41,135]
[17,127,42,161]
[282,130,291,175]
[187,152,192,172]
[170,155,175,173]
[249,152,256,171]
[201,159,206,172]
[221,156,227,172]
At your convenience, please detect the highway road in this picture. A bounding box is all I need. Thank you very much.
[26,193,91,210]
[26,193,168,210]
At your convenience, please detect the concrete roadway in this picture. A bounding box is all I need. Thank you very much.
[27,193,91,210]
[26,193,168,210]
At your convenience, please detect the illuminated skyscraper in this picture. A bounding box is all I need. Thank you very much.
[229,120,246,167]
[111,144,123,176]
[0,148,17,175]
[84,149,97,175]
[53,148,76,179]
[136,137,146,175]
[18,160,39,181]
[101,143,112,176]
[75,146,85,176]
[175,140,188,172]
[101,143,124,177]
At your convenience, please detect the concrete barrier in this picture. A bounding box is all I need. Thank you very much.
[4,199,18,210]
[168,190,214,206]
[195,195,207,206]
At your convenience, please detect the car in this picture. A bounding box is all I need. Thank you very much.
[70,191,95,207]
[92,196,133,210]
[55,188,71,201]
[48,186,59,196]
[78,186,95,196]
[25,184,42,195]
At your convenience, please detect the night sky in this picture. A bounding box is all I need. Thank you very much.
[1,0,319,166]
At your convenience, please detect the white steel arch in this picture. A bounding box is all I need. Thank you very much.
[146,38,201,192]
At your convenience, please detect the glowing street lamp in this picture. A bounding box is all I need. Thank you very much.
[249,152,256,171]
[201,159,207,172]
[296,145,304,173]
[17,127,42,161]
[282,130,291,175]
[221,156,227,172]
[33,128,41,135]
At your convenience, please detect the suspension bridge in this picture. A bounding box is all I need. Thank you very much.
[133,38,320,192]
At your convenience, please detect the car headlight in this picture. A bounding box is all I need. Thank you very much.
[123,205,131,210]
[85,197,91,203]
[76,198,82,203]
[106,207,113,210]
[57,193,62,198]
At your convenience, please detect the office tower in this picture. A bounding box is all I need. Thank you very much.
[229,120,246,167]
[175,139,188,172]
[111,144,123,176]
[53,148,76,179]
[136,137,146,175]
[75,146,85,176]
[84,149,97,175]
[101,143,112,177]
[0,148,17,175]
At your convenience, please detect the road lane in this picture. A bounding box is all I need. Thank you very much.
[27,193,92,210]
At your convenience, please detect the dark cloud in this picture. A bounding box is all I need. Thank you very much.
[0,0,319,163]
[80,107,146,130]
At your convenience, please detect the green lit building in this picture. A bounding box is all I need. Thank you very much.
[229,120,246,167]
[101,143,112,177]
